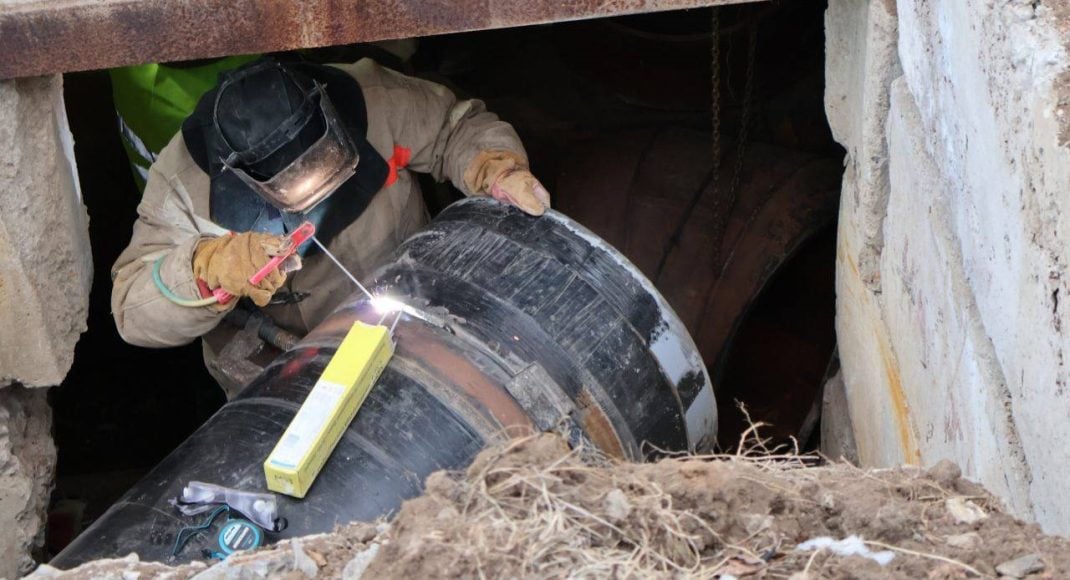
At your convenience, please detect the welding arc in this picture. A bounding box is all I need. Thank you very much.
[311,235,375,301]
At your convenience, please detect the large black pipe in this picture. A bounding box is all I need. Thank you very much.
[52,199,716,567]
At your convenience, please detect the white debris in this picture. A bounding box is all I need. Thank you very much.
[946,532,983,550]
[342,543,381,580]
[603,489,632,521]
[795,535,895,566]
[191,550,292,580]
[946,497,988,525]
[25,564,63,578]
[292,539,319,578]
[995,554,1045,578]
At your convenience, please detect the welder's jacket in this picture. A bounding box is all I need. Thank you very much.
[111,59,527,349]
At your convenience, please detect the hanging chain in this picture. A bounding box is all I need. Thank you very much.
[689,15,761,348]
[708,14,758,275]
[653,8,759,282]
[653,8,722,281]
[709,7,723,198]
[725,20,757,215]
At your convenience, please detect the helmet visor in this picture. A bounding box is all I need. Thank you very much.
[223,93,359,213]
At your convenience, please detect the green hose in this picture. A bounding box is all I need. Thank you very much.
[152,256,219,308]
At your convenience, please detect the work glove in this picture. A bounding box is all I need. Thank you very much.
[465,150,551,216]
[192,232,288,307]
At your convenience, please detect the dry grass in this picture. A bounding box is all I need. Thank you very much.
[415,415,828,580]
[459,441,714,578]
[367,407,1006,580]
[46,417,1070,580]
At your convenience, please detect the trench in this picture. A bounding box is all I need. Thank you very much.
[45,0,841,562]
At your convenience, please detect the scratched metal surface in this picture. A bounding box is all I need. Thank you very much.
[0,0,763,79]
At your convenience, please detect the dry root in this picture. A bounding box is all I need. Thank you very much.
[363,423,1069,580]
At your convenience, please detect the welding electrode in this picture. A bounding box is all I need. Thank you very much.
[310,236,375,301]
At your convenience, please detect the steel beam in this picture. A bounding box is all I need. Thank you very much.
[0,0,762,79]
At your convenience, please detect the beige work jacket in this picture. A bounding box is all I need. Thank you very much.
[111,59,526,348]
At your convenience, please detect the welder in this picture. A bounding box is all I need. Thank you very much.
[110,55,549,393]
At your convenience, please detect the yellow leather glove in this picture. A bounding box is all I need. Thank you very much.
[192,232,288,307]
[464,151,551,216]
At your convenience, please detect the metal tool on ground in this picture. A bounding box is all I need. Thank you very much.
[169,505,265,561]
[214,518,264,558]
[168,482,282,561]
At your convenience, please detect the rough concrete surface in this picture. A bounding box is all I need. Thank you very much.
[895,0,1070,533]
[828,0,1070,533]
[0,385,56,578]
[883,77,1032,517]
[819,370,859,464]
[825,0,919,469]
[0,74,92,388]
[824,0,901,294]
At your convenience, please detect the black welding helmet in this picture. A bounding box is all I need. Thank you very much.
[183,56,388,241]
[214,59,358,213]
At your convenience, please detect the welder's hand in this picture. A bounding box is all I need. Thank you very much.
[465,151,551,216]
[193,232,288,307]
[490,169,551,216]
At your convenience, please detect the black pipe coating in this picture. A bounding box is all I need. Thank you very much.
[52,199,716,568]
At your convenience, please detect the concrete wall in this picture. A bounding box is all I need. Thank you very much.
[0,74,91,576]
[828,0,1070,533]
[0,387,56,577]
[0,74,92,388]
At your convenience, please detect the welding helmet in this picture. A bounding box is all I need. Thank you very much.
[212,59,360,213]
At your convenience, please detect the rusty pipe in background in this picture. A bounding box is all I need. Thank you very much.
[51,198,716,568]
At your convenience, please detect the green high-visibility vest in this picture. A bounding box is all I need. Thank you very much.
[110,55,259,191]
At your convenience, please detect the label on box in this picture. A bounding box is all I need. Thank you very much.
[269,380,345,468]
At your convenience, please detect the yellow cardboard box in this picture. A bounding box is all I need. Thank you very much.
[264,321,394,498]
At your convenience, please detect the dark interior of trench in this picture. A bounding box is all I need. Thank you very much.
[45,1,840,559]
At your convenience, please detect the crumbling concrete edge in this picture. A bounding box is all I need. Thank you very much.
[0,387,57,578]
[826,0,922,468]
[0,73,89,576]
[0,74,92,387]
[824,0,900,295]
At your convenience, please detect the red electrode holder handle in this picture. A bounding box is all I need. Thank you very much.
[214,221,317,305]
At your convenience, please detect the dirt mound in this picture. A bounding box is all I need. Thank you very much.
[366,434,1067,579]
[32,433,1070,579]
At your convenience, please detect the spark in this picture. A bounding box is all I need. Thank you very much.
[370,294,431,323]
[371,295,406,314]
